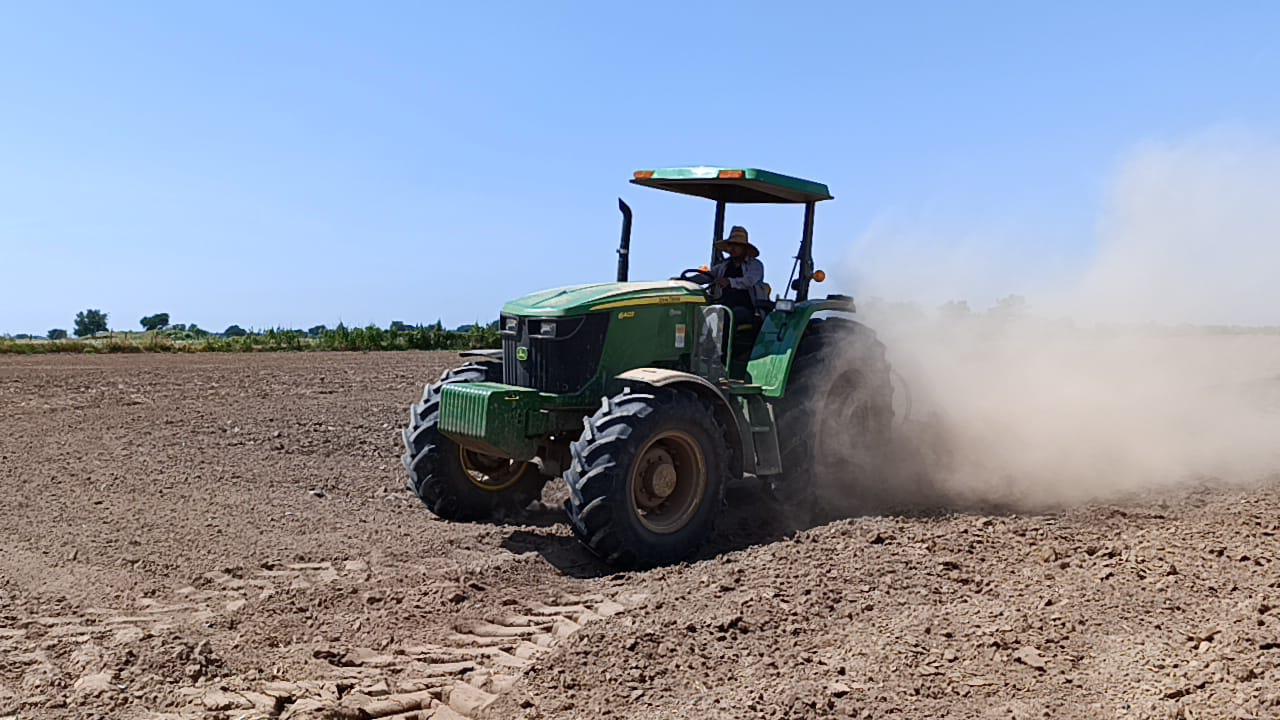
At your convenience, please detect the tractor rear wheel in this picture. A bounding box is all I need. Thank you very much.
[565,390,728,567]
[402,362,549,521]
[770,318,894,520]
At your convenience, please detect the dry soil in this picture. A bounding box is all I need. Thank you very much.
[1,352,1278,720]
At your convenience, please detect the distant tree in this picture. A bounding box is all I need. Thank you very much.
[389,320,411,333]
[188,324,208,337]
[73,309,109,337]
[990,294,1027,316]
[47,328,68,340]
[169,323,188,333]
[454,324,475,332]
[432,319,444,332]
[139,313,170,331]
[307,324,327,337]
[14,334,33,340]
[939,300,971,319]
[223,324,248,338]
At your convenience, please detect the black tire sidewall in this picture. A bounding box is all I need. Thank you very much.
[403,362,546,521]
[772,319,894,513]
[610,399,726,563]
[423,428,546,520]
[566,390,728,567]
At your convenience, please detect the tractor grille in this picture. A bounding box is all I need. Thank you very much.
[501,313,609,394]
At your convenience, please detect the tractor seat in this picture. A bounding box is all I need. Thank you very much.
[732,312,763,361]
[758,282,774,314]
[733,301,772,337]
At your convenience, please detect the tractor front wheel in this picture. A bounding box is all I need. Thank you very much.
[402,362,549,521]
[565,390,728,567]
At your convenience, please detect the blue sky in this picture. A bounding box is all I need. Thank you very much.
[2,1,1278,334]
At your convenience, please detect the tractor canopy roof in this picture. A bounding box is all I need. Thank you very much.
[630,167,832,204]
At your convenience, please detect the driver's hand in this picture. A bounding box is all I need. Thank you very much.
[716,278,731,288]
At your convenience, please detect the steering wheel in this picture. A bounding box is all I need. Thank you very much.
[676,268,713,283]
[674,268,722,300]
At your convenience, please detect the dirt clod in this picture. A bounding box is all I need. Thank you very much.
[1012,646,1048,671]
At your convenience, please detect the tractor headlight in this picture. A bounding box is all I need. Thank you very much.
[537,320,557,337]
[504,316,518,332]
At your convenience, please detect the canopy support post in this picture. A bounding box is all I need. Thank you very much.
[710,201,726,265]
[795,201,816,302]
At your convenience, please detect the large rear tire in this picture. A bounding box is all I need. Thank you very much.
[401,362,548,521]
[770,318,894,520]
[564,390,728,567]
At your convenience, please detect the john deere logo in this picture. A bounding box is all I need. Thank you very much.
[516,347,529,361]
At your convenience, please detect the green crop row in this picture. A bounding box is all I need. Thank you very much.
[0,325,501,354]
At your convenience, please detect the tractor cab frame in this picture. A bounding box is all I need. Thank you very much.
[624,167,849,382]
[624,166,835,304]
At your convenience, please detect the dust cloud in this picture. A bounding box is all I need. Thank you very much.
[840,133,1280,510]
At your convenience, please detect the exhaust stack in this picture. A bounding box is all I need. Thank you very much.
[616,198,633,282]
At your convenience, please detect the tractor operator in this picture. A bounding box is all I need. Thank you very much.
[709,225,768,328]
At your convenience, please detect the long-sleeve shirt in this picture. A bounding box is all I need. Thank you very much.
[708,257,768,307]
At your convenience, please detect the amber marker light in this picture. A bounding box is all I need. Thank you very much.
[717,169,745,179]
[633,170,654,179]
[812,270,827,283]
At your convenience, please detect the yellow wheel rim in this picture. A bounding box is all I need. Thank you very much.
[458,448,530,493]
[627,430,707,534]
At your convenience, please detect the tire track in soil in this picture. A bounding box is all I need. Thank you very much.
[8,559,642,719]
[167,584,642,720]
[0,352,630,720]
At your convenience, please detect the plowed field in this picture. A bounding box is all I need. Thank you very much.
[1,352,1277,720]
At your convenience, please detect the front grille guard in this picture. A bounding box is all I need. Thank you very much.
[500,314,609,394]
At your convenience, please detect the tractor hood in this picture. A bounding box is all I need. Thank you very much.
[502,281,706,318]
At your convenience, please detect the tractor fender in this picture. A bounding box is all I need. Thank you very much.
[747,299,856,398]
[615,368,745,480]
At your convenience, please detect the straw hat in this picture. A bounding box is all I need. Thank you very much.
[714,226,759,258]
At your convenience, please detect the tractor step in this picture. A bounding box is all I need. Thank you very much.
[743,394,781,476]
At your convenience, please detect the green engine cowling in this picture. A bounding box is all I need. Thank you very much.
[436,278,858,462]
[437,281,708,459]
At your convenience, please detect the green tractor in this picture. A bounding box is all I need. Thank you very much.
[402,167,893,566]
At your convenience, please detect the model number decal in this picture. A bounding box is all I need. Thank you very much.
[674,324,686,348]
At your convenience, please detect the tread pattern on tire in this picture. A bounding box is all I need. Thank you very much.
[564,389,729,568]
[401,362,545,521]
[770,317,895,517]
